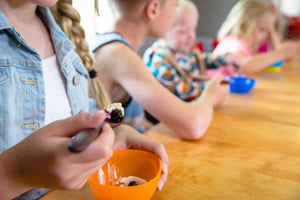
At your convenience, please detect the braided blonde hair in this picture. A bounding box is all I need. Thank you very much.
[50,0,110,109]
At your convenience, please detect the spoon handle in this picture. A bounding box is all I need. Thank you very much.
[68,121,106,153]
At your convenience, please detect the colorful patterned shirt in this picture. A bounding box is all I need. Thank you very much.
[143,40,227,101]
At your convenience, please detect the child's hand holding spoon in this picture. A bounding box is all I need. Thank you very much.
[68,103,124,153]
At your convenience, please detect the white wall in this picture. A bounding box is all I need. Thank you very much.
[280,0,300,16]
[192,0,238,37]
[94,0,114,34]
[73,0,113,41]
[73,0,96,41]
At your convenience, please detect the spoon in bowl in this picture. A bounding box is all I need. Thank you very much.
[68,103,124,153]
[233,63,242,77]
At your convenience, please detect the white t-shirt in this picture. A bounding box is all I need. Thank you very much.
[42,55,72,125]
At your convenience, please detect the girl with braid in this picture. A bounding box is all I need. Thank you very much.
[214,0,300,74]
[0,0,168,199]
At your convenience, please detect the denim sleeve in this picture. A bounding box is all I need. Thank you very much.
[89,98,99,112]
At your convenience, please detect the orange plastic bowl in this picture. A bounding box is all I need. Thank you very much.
[88,149,162,200]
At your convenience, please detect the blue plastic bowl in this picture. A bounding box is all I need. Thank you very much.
[229,76,256,94]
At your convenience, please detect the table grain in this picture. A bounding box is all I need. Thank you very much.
[41,59,300,200]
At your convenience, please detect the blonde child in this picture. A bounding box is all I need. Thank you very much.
[213,0,300,74]
[143,0,239,103]
[90,0,229,140]
[0,0,168,199]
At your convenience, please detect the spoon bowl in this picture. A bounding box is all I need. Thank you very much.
[105,109,124,124]
[68,104,124,152]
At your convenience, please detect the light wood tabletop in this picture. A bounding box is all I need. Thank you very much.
[41,59,300,200]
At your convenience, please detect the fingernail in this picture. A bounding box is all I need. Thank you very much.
[163,163,168,173]
[157,182,162,191]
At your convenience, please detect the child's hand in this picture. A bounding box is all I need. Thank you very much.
[224,53,242,67]
[268,23,281,50]
[201,74,229,107]
[113,125,169,191]
[0,112,115,199]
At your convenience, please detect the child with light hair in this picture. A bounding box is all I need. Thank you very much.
[143,0,239,103]
[213,0,300,74]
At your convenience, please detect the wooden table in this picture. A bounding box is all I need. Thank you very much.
[42,59,300,200]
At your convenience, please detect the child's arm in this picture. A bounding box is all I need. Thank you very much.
[0,157,28,200]
[194,49,241,73]
[95,43,229,140]
[242,40,300,74]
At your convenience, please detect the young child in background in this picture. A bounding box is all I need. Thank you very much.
[213,0,300,74]
[89,0,229,140]
[0,0,168,199]
[143,0,239,102]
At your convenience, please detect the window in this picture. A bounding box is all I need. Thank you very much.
[73,0,113,40]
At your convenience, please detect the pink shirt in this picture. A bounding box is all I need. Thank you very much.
[258,42,269,52]
[213,36,252,57]
[207,36,252,76]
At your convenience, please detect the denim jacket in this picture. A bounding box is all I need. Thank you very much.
[0,7,96,153]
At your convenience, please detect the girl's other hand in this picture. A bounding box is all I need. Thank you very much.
[113,125,169,191]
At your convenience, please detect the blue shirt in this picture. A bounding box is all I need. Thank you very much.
[0,7,96,153]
